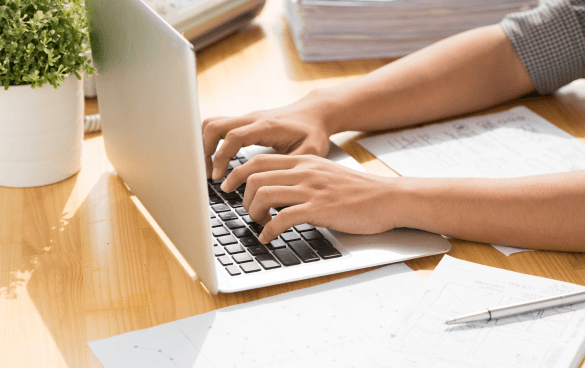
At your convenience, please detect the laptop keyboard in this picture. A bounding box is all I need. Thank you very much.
[208,153,343,276]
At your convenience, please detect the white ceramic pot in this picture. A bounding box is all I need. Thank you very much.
[0,75,84,187]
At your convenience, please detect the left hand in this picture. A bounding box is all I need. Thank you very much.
[220,154,401,243]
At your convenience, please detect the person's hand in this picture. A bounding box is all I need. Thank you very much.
[202,93,337,181]
[220,154,401,243]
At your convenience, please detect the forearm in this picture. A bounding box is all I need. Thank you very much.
[391,170,585,251]
[310,24,535,135]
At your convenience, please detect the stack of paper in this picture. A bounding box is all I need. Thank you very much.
[285,0,537,62]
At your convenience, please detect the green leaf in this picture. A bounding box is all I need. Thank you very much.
[1,0,95,89]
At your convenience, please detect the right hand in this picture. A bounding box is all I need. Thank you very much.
[202,93,335,180]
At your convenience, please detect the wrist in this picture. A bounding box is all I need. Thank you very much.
[384,177,437,231]
[300,88,347,136]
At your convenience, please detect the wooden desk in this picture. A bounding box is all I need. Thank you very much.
[2,0,585,367]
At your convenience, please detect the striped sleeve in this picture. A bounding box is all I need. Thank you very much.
[500,0,585,95]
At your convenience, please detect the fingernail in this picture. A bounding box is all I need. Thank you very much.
[258,233,266,243]
[212,168,219,180]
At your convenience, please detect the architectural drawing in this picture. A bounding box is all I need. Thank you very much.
[88,263,426,368]
[358,106,585,180]
[429,283,504,315]
[472,330,551,367]
[356,257,585,368]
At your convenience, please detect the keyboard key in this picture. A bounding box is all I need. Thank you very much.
[218,256,233,266]
[213,247,225,256]
[210,218,222,228]
[232,252,253,264]
[256,254,281,269]
[209,210,216,219]
[209,196,223,205]
[272,248,301,266]
[240,261,261,273]
[269,208,278,215]
[283,228,293,233]
[212,226,229,237]
[219,211,238,221]
[267,238,286,250]
[212,238,218,246]
[208,178,225,185]
[249,222,263,234]
[227,199,243,208]
[247,244,269,256]
[294,224,315,232]
[301,230,323,241]
[236,208,248,216]
[225,244,245,254]
[232,227,253,238]
[318,248,342,259]
[240,236,260,247]
[222,192,241,201]
[212,204,230,213]
[308,238,333,251]
[212,183,224,192]
[236,183,246,191]
[281,232,300,242]
[288,240,320,262]
[238,157,248,164]
[217,235,237,245]
[225,219,245,229]
[242,215,254,224]
[225,265,241,276]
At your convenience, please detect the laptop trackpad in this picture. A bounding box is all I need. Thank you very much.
[330,228,451,257]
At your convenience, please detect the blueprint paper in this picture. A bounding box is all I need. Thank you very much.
[357,106,585,179]
[88,263,424,368]
[357,256,585,368]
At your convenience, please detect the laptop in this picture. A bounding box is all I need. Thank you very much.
[85,0,451,294]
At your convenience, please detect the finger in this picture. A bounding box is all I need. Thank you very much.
[241,170,304,209]
[201,116,229,131]
[258,204,311,243]
[202,116,253,157]
[212,121,293,180]
[252,211,272,228]
[247,186,307,227]
[206,155,213,179]
[221,154,298,192]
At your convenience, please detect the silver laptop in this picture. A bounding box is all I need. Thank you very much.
[86,0,451,294]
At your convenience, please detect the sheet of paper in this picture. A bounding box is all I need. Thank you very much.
[356,256,585,368]
[89,262,424,368]
[491,244,534,256]
[358,106,585,179]
[358,106,585,254]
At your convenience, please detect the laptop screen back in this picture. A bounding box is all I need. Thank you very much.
[86,0,219,293]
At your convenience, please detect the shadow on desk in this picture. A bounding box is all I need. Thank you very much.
[3,170,301,366]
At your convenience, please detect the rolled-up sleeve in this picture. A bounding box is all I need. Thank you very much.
[500,0,585,95]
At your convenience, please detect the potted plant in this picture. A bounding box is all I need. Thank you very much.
[0,0,95,187]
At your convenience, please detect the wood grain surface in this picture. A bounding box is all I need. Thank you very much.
[1,0,585,367]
